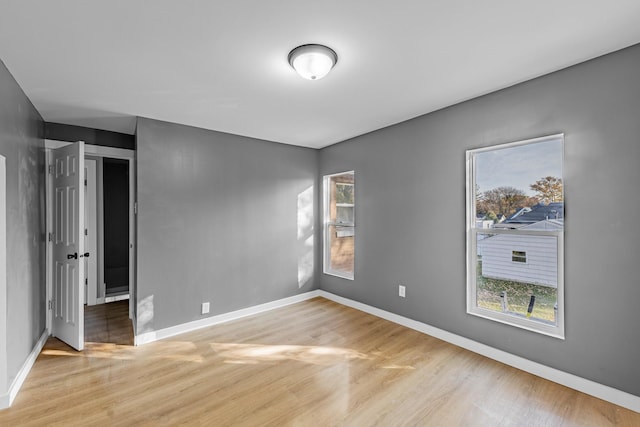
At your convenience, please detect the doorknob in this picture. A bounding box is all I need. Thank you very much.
[67,253,78,260]
[79,252,90,258]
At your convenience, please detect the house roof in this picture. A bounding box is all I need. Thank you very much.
[505,203,564,224]
[491,217,564,230]
[522,219,564,230]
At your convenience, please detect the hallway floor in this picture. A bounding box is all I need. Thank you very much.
[84,300,133,345]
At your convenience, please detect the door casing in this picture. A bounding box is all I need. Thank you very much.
[85,158,98,306]
[0,156,7,393]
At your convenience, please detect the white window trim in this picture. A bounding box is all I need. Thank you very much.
[323,171,355,280]
[466,134,565,339]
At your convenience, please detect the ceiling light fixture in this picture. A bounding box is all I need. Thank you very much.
[288,44,338,80]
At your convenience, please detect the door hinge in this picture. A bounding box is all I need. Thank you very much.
[85,278,88,285]
[85,228,88,236]
[48,300,52,310]
[48,232,53,242]
[48,164,54,174]
[134,202,138,215]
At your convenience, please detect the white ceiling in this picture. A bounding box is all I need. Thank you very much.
[1,1,639,149]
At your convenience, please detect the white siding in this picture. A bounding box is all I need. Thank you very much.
[478,234,558,287]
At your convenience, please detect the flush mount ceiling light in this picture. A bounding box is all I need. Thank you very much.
[288,44,338,80]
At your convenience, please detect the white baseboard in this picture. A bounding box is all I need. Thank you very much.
[317,291,640,414]
[104,293,129,303]
[0,330,49,410]
[135,290,322,346]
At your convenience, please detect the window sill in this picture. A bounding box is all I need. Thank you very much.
[467,306,564,339]
[323,270,354,281]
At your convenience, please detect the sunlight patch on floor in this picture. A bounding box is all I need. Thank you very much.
[41,342,137,360]
[210,342,371,365]
[42,338,409,368]
[41,339,207,363]
[380,364,416,370]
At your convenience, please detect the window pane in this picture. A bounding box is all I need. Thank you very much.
[328,225,354,276]
[475,138,564,223]
[325,171,355,279]
[329,175,354,223]
[336,183,354,204]
[336,206,354,224]
[477,231,558,325]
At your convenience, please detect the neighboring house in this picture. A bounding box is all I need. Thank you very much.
[476,218,494,229]
[478,218,563,287]
[475,219,494,255]
[505,202,563,223]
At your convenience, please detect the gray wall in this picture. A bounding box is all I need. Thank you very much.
[319,44,640,396]
[0,59,46,388]
[136,117,319,333]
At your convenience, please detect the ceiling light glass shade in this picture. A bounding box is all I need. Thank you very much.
[288,44,337,80]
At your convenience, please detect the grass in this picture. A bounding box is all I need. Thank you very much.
[476,260,557,323]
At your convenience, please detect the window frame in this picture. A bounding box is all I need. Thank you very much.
[323,171,355,280]
[466,134,565,339]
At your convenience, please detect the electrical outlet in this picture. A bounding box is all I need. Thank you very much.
[201,302,210,314]
[398,285,406,298]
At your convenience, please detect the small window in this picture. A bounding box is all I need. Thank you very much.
[467,134,564,338]
[512,251,527,263]
[324,171,355,279]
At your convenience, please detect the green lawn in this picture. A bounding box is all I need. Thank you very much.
[476,261,557,323]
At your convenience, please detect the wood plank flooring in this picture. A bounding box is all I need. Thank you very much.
[0,297,638,426]
[84,300,134,345]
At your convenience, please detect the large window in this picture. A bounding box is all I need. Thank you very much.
[466,134,564,338]
[324,171,355,279]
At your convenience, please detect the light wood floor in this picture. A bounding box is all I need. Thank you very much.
[84,300,134,345]
[1,297,637,426]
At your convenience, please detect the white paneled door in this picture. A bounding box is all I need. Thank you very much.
[51,142,85,351]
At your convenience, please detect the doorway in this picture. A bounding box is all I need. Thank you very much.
[45,140,136,348]
[104,158,130,299]
[85,156,131,305]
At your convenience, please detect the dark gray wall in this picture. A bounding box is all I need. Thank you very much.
[0,60,46,386]
[319,44,640,396]
[136,117,319,333]
[45,122,135,150]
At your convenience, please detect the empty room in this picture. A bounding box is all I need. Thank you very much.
[0,1,639,425]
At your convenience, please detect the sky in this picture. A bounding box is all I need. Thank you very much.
[475,137,563,197]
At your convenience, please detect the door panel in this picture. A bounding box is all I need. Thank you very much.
[51,142,85,351]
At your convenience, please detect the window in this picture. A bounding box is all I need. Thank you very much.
[512,251,527,263]
[324,171,355,279]
[466,134,564,338]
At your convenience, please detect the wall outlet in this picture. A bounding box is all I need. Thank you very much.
[201,302,210,314]
[398,285,406,298]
